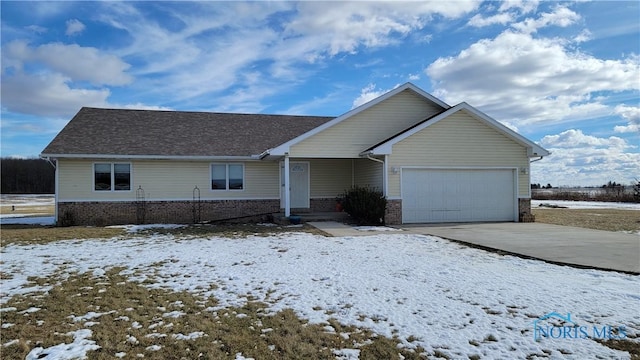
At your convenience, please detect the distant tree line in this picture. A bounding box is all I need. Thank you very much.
[531,183,553,189]
[532,179,639,203]
[1,158,55,194]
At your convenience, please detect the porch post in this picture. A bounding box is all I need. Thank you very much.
[284,153,291,217]
[383,155,388,197]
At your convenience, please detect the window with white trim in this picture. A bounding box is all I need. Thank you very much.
[211,163,244,190]
[94,163,131,191]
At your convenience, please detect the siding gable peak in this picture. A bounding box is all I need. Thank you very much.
[268,82,450,156]
[364,102,550,158]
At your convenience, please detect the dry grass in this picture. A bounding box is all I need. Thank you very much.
[0,226,126,247]
[0,223,328,248]
[532,208,640,233]
[0,269,427,359]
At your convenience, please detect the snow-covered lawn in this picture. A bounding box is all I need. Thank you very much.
[532,200,640,210]
[1,230,638,359]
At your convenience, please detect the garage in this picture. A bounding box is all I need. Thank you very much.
[401,169,517,223]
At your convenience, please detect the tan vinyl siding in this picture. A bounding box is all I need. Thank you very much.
[354,158,383,190]
[290,90,444,158]
[58,159,279,201]
[305,159,353,197]
[387,110,530,197]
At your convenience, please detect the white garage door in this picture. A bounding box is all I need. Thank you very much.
[402,169,516,223]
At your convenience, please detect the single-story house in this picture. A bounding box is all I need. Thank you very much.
[40,83,550,226]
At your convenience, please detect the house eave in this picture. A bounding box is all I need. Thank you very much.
[39,153,263,161]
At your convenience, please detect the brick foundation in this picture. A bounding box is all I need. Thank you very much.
[384,199,402,225]
[518,198,534,222]
[58,199,280,226]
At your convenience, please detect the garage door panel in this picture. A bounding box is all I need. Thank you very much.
[402,169,515,223]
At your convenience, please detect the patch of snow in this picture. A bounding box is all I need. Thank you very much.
[68,310,115,322]
[333,348,360,359]
[3,339,19,347]
[0,307,17,312]
[92,268,106,277]
[532,200,640,210]
[25,329,100,360]
[172,331,205,340]
[115,352,126,358]
[2,323,14,328]
[2,232,638,359]
[163,310,186,318]
[20,307,41,314]
[257,223,278,227]
[236,313,248,319]
[131,322,142,329]
[145,345,162,351]
[126,335,139,344]
[145,333,167,339]
[235,353,255,360]
[107,224,186,233]
[354,226,402,232]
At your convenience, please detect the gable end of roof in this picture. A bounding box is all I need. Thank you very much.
[364,102,550,157]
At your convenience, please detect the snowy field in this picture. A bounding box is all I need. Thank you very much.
[1,230,638,359]
[532,199,640,210]
[0,194,55,225]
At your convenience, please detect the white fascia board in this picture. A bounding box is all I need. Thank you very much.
[367,102,550,157]
[269,82,450,156]
[39,153,262,161]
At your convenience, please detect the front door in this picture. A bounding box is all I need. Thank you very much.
[289,162,309,208]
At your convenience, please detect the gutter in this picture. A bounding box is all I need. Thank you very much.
[364,154,384,164]
[39,154,260,161]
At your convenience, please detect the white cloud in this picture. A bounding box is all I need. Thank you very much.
[533,130,639,186]
[540,129,628,149]
[91,1,480,109]
[352,83,398,109]
[573,29,592,43]
[426,29,640,126]
[0,72,110,117]
[512,6,580,34]
[25,25,47,34]
[468,12,515,27]
[286,2,480,56]
[3,40,132,86]
[498,0,540,14]
[613,105,640,133]
[65,19,85,36]
[119,103,173,111]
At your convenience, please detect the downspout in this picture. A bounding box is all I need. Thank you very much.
[529,156,544,163]
[364,154,386,197]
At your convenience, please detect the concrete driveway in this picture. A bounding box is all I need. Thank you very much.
[399,223,640,274]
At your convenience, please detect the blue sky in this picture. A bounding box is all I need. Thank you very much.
[1,1,638,187]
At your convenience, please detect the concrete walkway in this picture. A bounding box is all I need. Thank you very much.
[307,221,404,237]
[309,221,640,274]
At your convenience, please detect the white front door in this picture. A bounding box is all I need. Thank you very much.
[289,162,309,208]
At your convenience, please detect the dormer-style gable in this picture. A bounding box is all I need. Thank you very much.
[268,83,450,158]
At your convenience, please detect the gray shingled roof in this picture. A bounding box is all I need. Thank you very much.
[41,107,334,157]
